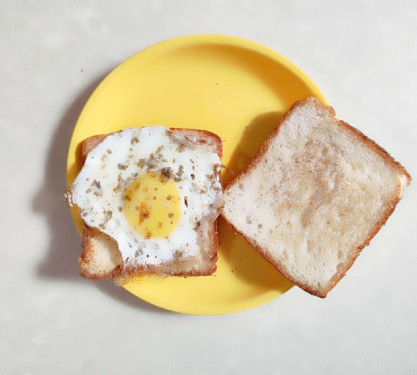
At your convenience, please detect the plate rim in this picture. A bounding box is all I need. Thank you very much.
[66,34,326,315]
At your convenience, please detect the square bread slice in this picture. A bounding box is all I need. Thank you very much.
[222,97,411,297]
[68,128,223,280]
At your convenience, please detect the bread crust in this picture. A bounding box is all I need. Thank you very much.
[222,96,411,298]
[225,97,411,190]
[79,226,123,279]
[73,127,223,280]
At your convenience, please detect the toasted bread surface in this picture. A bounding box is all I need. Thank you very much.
[222,97,410,297]
[71,127,223,280]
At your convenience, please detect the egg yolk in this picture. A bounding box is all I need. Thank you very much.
[124,172,181,239]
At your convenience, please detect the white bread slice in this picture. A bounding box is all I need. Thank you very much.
[222,97,411,297]
[70,128,223,280]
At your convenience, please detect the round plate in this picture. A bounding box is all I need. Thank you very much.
[67,34,326,315]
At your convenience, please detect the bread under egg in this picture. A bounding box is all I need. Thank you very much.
[66,126,223,278]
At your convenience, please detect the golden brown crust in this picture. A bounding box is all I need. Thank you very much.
[75,127,223,279]
[320,181,406,297]
[80,128,223,163]
[223,96,411,298]
[79,226,124,279]
[225,97,411,192]
[174,128,223,159]
[220,214,326,297]
[80,134,107,163]
[80,223,219,280]
[111,218,219,279]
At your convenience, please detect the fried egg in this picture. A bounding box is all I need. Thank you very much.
[67,126,223,266]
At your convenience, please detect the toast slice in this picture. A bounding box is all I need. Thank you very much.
[69,127,223,280]
[222,97,411,297]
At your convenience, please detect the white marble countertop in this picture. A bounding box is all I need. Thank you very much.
[2,1,416,374]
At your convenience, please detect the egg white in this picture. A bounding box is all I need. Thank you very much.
[69,126,222,266]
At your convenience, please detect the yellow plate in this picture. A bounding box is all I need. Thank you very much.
[67,34,326,315]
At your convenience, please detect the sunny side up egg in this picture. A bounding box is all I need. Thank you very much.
[67,127,223,266]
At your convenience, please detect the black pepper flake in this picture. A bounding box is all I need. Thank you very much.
[161,167,172,180]
[117,163,128,170]
[131,136,139,145]
[190,174,195,180]
[184,197,188,207]
[87,180,103,196]
[168,213,174,218]
[137,159,145,168]
[147,154,158,169]
[113,173,124,193]
[176,143,185,153]
[104,209,112,221]
[174,250,183,259]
